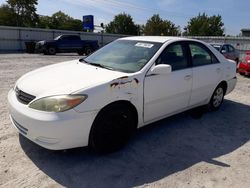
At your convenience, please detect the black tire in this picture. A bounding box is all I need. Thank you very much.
[84,46,93,56]
[89,103,137,153]
[77,50,84,56]
[208,84,225,111]
[47,46,56,55]
[235,58,239,65]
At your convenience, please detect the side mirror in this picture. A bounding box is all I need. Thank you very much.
[221,50,226,54]
[150,64,172,75]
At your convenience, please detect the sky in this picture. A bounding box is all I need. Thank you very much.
[0,0,249,35]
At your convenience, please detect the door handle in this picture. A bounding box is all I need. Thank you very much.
[184,75,192,80]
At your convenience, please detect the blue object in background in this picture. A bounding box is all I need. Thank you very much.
[83,15,94,31]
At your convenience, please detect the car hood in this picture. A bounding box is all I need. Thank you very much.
[16,60,127,98]
[37,40,55,44]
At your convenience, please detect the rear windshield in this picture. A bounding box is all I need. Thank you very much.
[211,44,221,51]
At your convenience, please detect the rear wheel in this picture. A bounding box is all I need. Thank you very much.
[89,103,137,153]
[239,72,244,76]
[208,85,225,111]
[84,46,93,56]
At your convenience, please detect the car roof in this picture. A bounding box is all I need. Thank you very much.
[120,36,190,43]
[121,36,227,62]
[210,43,233,46]
[59,34,80,37]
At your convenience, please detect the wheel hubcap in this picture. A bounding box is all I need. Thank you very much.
[213,87,223,107]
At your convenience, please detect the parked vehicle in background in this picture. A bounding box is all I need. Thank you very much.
[35,35,99,55]
[210,43,240,64]
[238,51,250,76]
[8,36,237,153]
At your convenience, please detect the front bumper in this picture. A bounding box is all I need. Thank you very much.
[35,43,46,53]
[8,89,97,150]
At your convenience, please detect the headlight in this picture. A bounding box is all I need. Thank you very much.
[29,95,87,112]
[40,41,46,45]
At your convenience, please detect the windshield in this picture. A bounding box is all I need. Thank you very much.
[83,40,162,73]
[54,36,61,40]
[211,44,221,51]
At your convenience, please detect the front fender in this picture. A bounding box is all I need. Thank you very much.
[73,76,144,126]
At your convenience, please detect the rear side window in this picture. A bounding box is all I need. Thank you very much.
[221,45,228,52]
[156,43,188,71]
[228,45,235,52]
[189,43,219,67]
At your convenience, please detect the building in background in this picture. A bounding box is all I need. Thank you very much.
[241,29,250,37]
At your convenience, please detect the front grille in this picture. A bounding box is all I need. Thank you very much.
[15,87,36,105]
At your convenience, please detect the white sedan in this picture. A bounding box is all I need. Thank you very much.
[8,36,237,152]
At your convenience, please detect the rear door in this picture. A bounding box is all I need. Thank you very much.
[188,42,222,107]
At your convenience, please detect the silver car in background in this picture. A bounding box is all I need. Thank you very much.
[210,43,240,64]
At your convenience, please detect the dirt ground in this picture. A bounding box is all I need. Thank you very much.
[0,53,250,188]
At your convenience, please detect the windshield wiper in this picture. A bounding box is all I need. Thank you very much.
[89,63,114,70]
[79,59,114,70]
[79,58,88,63]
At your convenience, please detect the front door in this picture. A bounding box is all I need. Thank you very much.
[144,42,192,123]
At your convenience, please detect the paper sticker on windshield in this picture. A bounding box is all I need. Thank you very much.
[135,43,154,48]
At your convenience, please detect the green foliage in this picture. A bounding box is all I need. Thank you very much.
[184,13,224,36]
[37,15,51,29]
[0,4,16,26]
[105,13,139,35]
[7,0,38,27]
[143,14,180,36]
[37,11,82,31]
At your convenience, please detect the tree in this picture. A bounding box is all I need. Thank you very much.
[37,15,52,29]
[105,13,139,35]
[0,4,16,26]
[7,0,38,27]
[50,11,72,30]
[143,14,180,36]
[49,11,82,31]
[37,11,82,31]
[184,13,224,36]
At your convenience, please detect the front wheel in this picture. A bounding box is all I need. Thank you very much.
[208,85,225,111]
[89,104,137,153]
[235,58,239,65]
[47,46,56,55]
[77,50,84,56]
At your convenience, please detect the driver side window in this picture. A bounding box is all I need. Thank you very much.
[156,43,188,71]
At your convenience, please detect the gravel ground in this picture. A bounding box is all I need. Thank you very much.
[0,53,250,188]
